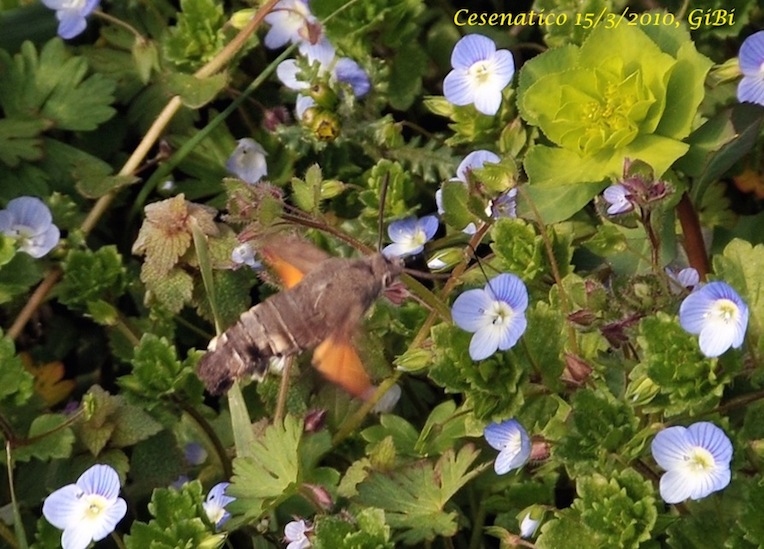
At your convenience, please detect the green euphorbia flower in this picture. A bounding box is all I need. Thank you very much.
[517,23,712,217]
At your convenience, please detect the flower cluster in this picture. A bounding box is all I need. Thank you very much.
[0,196,60,258]
[452,273,528,361]
[651,421,732,504]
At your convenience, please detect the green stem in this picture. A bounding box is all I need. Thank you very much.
[93,9,144,40]
[6,441,27,549]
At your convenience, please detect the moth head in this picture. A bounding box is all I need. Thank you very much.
[370,253,403,288]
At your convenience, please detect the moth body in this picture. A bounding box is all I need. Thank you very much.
[197,250,401,396]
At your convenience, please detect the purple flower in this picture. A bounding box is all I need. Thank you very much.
[651,422,732,503]
[0,196,60,258]
[602,184,634,215]
[203,482,235,529]
[382,215,438,258]
[489,188,518,219]
[42,464,127,549]
[284,519,312,548]
[737,31,764,106]
[484,419,531,475]
[443,34,515,115]
[42,0,99,39]
[226,138,268,184]
[679,281,748,357]
[183,442,207,466]
[452,273,528,360]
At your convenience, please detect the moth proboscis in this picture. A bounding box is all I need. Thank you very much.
[196,235,403,399]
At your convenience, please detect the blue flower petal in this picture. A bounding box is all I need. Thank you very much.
[491,49,516,81]
[91,498,127,541]
[497,313,527,351]
[419,215,439,240]
[473,89,503,116]
[470,325,502,360]
[77,464,121,499]
[484,419,531,474]
[276,59,308,91]
[451,34,496,69]
[738,31,764,76]
[226,138,268,184]
[485,273,528,312]
[63,525,97,549]
[382,242,422,257]
[334,58,370,98]
[737,75,764,106]
[42,485,81,529]
[452,289,494,332]
[443,70,475,106]
[680,282,748,357]
[687,422,733,464]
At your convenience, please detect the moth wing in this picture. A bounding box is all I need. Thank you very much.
[260,236,331,289]
[313,336,373,399]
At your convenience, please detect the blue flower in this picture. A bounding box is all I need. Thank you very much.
[183,442,208,466]
[602,184,634,215]
[263,0,323,51]
[679,281,748,358]
[382,215,438,258]
[0,196,60,258]
[443,34,515,115]
[519,512,541,538]
[651,422,732,504]
[226,138,268,184]
[277,43,370,98]
[665,267,699,294]
[203,482,235,529]
[42,464,127,549]
[489,188,518,219]
[42,0,99,39]
[484,419,531,475]
[231,242,263,269]
[737,31,764,106]
[452,273,528,360]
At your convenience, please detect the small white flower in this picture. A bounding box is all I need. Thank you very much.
[679,281,749,357]
[665,267,700,294]
[382,215,438,258]
[443,34,515,115]
[602,184,634,215]
[484,419,531,475]
[519,512,541,538]
[263,0,321,50]
[231,242,262,269]
[42,464,127,549]
[284,519,312,549]
[203,482,236,529]
[226,138,268,184]
[651,422,733,503]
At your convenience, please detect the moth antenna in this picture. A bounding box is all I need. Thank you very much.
[467,242,498,294]
[377,172,390,252]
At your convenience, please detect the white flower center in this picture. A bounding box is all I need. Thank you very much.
[488,300,513,326]
[683,446,715,473]
[468,60,494,85]
[81,494,108,521]
[707,299,740,324]
[60,0,87,10]
[205,503,225,525]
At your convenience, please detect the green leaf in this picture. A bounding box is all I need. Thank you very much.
[14,414,74,462]
[125,481,223,549]
[313,508,394,549]
[440,180,473,231]
[228,415,303,520]
[162,0,227,70]
[389,42,426,111]
[58,246,127,317]
[518,179,608,225]
[0,335,34,407]
[354,445,485,544]
[537,469,657,549]
[0,39,116,131]
[490,218,544,281]
[76,173,141,199]
[0,251,44,304]
[166,72,227,108]
[0,118,45,167]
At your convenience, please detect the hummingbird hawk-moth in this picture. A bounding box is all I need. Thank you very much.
[196,235,403,398]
